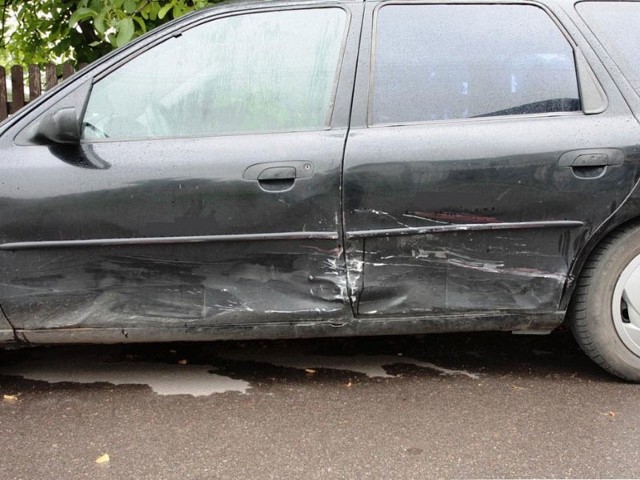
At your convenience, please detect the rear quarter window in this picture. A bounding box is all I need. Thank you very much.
[577,2,640,95]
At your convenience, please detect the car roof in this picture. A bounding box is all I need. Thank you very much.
[189,0,640,16]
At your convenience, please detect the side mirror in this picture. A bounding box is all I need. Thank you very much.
[35,107,81,144]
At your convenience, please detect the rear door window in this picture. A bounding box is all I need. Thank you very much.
[577,2,640,94]
[370,5,581,125]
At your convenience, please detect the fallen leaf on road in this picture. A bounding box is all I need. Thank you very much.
[404,447,423,455]
[607,411,617,417]
[95,453,110,464]
[3,394,19,402]
[345,381,352,387]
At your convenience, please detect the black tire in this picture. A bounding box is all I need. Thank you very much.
[570,223,640,382]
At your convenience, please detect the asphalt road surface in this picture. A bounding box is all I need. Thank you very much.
[1,331,639,479]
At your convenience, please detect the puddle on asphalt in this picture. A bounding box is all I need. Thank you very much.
[217,347,480,380]
[0,354,250,396]
[0,345,479,397]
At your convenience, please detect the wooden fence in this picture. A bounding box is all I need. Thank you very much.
[0,62,83,122]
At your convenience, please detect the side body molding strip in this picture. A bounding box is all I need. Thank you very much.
[346,220,585,239]
[0,231,340,251]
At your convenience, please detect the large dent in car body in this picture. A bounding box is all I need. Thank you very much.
[343,113,640,319]
[0,311,14,342]
[0,240,350,330]
[357,229,573,316]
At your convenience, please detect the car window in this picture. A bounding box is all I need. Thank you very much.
[370,5,581,125]
[82,8,347,140]
[577,2,640,95]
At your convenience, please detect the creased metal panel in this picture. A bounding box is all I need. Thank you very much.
[0,240,349,331]
[358,229,574,316]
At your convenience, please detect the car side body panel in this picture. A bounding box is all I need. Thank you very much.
[1,0,640,344]
[0,132,350,330]
[342,0,640,318]
[343,118,640,317]
[0,1,364,336]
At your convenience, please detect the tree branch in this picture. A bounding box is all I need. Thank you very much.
[78,19,99,44]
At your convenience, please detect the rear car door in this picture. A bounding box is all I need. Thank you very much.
[0,4,361,337]
[343,1,640,318]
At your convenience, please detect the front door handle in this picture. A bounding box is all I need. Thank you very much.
[256,166,297,191]
[243,161,314,180]
[243,161,314,191]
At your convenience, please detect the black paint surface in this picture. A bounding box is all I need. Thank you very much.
[0,0,639,344]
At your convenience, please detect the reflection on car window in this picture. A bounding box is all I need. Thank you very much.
[577,2,640,95]
[82,8,346,140]
[370,5,581,125]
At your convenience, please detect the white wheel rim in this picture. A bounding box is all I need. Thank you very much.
[612,254,640,357]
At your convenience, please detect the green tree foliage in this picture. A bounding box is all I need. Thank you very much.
[0,0,216,65]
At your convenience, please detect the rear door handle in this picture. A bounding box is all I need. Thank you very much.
[559,149,625,167]
[258,166,297,181]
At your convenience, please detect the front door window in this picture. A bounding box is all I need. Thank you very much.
[82,8,347,140]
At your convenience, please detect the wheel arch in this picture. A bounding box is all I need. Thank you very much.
[560,198,640,311]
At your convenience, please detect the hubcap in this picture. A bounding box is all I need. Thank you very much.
[613,254,640,357]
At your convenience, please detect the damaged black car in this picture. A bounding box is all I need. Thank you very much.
[1,0,640,381]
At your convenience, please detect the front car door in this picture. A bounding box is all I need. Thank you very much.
[343,1,640,321]
[0,2,361,340]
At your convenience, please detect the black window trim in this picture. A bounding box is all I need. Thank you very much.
[366,0,605,128]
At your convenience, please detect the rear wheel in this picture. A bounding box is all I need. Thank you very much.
[570,224,640,382]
